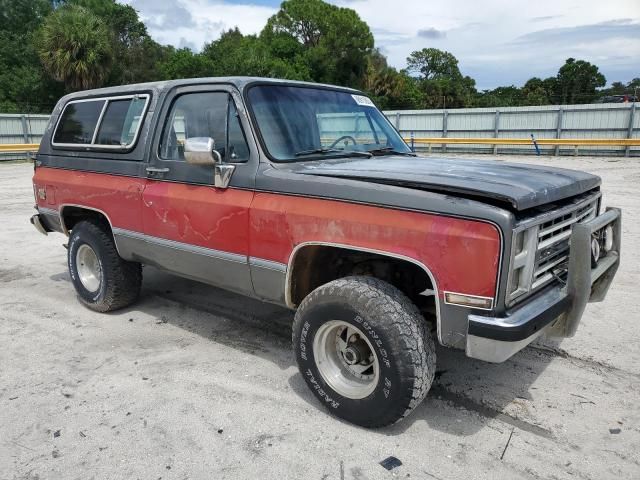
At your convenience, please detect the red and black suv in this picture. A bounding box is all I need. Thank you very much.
[31,77,621,427]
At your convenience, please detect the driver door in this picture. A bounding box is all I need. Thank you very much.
[141,85,256,296]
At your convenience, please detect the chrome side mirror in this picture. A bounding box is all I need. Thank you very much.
[184,137,221,166]
[183,137,235,189]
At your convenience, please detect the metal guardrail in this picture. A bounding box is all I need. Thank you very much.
[388,102,639,156]
[0,143,39,153]
[406,138,640,146]
[403,137,640,155]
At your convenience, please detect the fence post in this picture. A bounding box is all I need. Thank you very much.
[20,115,30,143]
[493,110,500,155]
[395,112,400,130]
[20,115,30,160]
[626,103,636,158]
[442,110,448,153]
[555,108,563,156]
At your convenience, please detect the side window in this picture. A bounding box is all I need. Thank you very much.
[52,95,149,149]
[159,92,249,163]
[53,100,105,144]
[95,97,146,146]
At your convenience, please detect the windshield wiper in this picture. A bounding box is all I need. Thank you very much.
[295,148,372,158]
[367,146,416,156]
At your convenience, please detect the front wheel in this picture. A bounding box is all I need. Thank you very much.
[292,276,436,427]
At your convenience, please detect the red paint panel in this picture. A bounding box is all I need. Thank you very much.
[142,181,253,255]
[249,193,501,297]
[33,167,145,231]
[33,167,500,297]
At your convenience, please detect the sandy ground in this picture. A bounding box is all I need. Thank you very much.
[1,155,639,480]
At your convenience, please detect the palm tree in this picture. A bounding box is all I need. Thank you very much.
[37,5,113,91]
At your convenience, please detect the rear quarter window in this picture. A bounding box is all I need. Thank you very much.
[52,94,149,150]
[53,100,105,144]
[95,97,147,146]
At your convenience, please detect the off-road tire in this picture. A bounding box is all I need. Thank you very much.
[68,220,142,312]
[292,276,436,427]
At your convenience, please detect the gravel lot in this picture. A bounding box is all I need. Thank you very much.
[1,155,639,480]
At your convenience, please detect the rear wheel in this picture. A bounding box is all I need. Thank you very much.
[292,276,436,427]
[67,220,142,312]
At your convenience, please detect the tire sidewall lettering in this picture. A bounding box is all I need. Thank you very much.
[296,303,402,419]
[353,313,390,369]
[299,320,310,361]
[69,229,106,304]
[305,368,340,409]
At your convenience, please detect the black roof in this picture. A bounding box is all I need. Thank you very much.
[57,77,360,103]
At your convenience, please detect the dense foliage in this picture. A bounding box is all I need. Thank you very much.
[37,5,114,90]
[0,0,636,113]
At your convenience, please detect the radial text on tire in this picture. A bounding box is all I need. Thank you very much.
[292,276,436,427]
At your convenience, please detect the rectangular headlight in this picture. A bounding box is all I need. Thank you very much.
[506,225,539,306]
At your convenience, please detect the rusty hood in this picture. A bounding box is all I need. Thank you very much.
[285,156,601,211]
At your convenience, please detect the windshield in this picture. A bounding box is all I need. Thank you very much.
[247,85,411,161]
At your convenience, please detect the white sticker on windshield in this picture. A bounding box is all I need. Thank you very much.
[351,94,375,107]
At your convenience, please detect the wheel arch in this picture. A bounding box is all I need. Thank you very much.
[58,204,123,256]
[285,241,441,335]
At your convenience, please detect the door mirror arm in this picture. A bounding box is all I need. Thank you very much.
[184,137,235,189]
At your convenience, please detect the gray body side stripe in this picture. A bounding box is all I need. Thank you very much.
[248,257,287,272]
[112,228,247,265]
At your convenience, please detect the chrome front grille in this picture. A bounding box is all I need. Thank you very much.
[537,202,597,250]
[531,199,598,289]
[506,192,600,306]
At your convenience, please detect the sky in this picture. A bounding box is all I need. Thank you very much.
[122,0,640,90]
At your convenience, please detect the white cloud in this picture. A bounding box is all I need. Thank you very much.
[122,0,640,88]
[125,0,277,50]
[333,0,640,87]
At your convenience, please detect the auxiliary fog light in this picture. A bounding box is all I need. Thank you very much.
[603,225,614,252]
[591,237,601,267]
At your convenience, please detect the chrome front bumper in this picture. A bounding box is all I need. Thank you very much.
[466,207,621,363]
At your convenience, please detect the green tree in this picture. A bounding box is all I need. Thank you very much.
[261,0,373,88]
[0,0,62,112]
[67,0,167,84]
[416,75,476,109]
[405,48,461,81]
[554,58,606,104]
[159,47,214,80]
[595,77,640,101]
[37,4,114,90]
[203,28,310,79]
[474,86,525,107]
[405,48,476,108]
[607,81,627,95]
[363,50,421,109]
[520,77,552,105]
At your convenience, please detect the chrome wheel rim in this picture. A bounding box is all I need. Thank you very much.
[76,244,101,293]
[313,320,379,399]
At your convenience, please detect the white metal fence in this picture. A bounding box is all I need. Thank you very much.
[2,103,639,160]
[383,102,639,157]
[0,113,50,160]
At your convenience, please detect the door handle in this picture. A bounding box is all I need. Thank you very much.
[146,167,170,176]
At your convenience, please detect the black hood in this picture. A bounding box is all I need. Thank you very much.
[284,156,601,211]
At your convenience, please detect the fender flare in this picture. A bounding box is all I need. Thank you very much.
[284,241,442,340]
